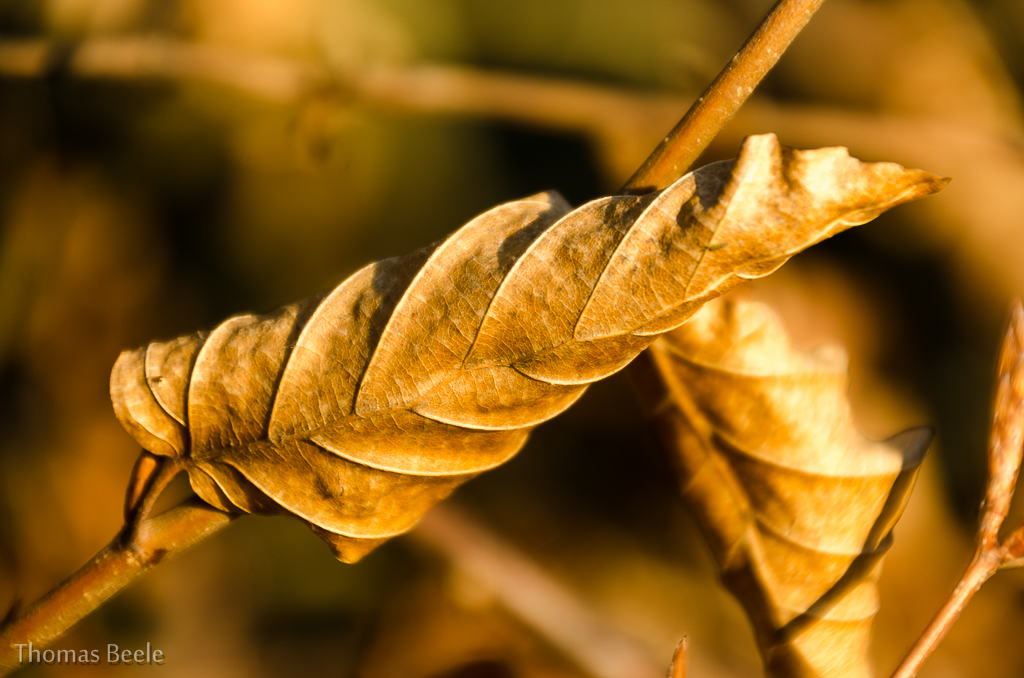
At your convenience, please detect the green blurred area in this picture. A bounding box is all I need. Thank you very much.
[1,1,1023,677]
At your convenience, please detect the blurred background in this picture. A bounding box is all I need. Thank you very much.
[1,0,1023,676]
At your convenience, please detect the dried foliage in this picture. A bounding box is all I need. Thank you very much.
[109,134,944,562]
[632,299,930,678]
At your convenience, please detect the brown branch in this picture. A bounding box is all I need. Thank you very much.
[0,38,683,139]
[890,300,1024,678]
[0,0,827,188]
[0,498,234,675]
[0,36,689,184]
[889,549,1000,678]
[620,0,827,193]
[0,37,321,101]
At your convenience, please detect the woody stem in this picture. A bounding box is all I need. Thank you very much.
[621,0,827,193]
[0,499,234,675]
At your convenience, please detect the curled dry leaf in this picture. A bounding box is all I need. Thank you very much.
[632,298,931,678]
[109,134,945,562]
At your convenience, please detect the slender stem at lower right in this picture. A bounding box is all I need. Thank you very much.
[889,548,1001,678]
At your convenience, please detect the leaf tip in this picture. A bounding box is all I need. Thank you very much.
[886,425,933,470]
[922,174,952,197]
[309,526,391,563]
[669,636,688,678]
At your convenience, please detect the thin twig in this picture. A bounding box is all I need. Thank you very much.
[0,37,320,101]
[890,300,1024,678]
[620,0,827,193]
[889,549,1000,678]
[0,499,234,674]
[0,39,684,142]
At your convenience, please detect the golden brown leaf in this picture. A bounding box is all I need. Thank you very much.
[632,298,931,678]
[109,134,945,563]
